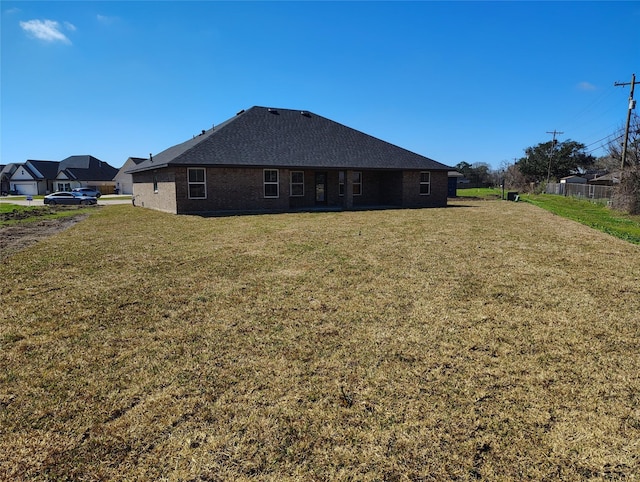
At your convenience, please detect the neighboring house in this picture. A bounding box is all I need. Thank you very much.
[7,160,59,195]
[114,157,147,194]
[583,169,608,182]
[6,155,119,195]
[55,155,119,193]
[129,106,452,215]
[560,175,587,184]
[1,163,20,194]
[589,172,621,186]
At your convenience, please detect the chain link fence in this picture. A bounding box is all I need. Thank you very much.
[545,183,614,201]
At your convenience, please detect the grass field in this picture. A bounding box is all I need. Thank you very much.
[1,202,639,480]
[523,194,640,245]
[456,187,504,199]
[455,189,640,245]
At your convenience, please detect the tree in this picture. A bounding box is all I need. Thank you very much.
[606,113,639,168]
[608,113,640,214]
[594,154,622,173]
[516,140,595,183]
[455,161,492,187]
[471,162,491,186]
[455,161,472,177]
[501,162,529,190]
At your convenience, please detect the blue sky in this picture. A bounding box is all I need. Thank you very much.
[2,1,639,170]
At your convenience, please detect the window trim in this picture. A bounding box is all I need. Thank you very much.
[290,171,304,197]
[264,169,279,198]
[353,171,362,196]
[187,167,206,199]
[420,171,431,195]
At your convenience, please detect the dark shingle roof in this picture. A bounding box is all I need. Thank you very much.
[26,160,59,179]
[1,163,21,178]
[130,106,451,173]
[59,155,119,181]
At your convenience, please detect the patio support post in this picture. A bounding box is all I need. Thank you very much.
[344,170,354,210]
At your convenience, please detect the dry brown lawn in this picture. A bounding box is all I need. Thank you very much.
[1,201,639,481]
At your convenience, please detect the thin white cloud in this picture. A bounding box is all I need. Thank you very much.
[5,7,21,15]
[577,81,597,91]
[19,19,74,44]
[97,14,118,25]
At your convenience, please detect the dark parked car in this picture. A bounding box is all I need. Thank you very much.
[72,187,101,198]
[44,192,98,205]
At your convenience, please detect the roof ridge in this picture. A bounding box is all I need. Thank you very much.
[151,108,250,164]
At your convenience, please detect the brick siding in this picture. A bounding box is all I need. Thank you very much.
[133,167,448,214]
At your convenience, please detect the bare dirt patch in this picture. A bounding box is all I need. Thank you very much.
[0,214,88,259]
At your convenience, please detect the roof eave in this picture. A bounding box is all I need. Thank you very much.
[129,161,451,172]
[126,163,170,174]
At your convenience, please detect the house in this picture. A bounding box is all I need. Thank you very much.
[589,172,621,186]
[54,155,119,193]
[583,169,608,182]
[560,175,587,184]
[6,156,119,195]
[113,157,147,194]
[129,106,452,215]
[1,163,20,194]
[6,160,59,195]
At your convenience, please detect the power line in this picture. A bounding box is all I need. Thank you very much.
[584,133,621,150]
[584,133,624,156]
[560,87,620,134]
[551,82,629,160]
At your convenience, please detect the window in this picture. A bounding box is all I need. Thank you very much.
[57,183,71,191]
[353,171,362,196]
[339,171,345,196]
[188,168,206,199]
[420,171,431,195]
[290,171,304,197]
[264,169,279,198]
[153,175,158,193]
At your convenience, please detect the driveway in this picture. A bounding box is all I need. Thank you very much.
[0,195,133,206]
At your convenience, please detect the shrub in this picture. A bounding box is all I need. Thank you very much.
[611,167,640,214]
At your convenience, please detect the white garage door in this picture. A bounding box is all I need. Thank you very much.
[13,182,38,195]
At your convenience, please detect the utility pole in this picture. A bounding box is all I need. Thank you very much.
[546,130,564,184]
[614,73,638,170]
